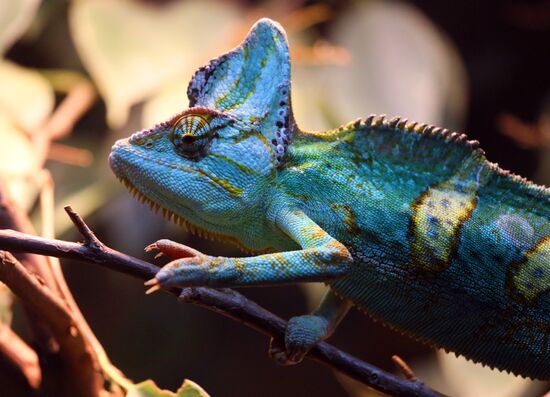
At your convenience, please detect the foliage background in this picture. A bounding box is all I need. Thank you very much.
[1,0,549,396]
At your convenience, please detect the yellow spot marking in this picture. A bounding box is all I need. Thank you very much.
[273,253,288,267]
[409,180,478,271]
[295,162,315,170]
[331,204,361,236]
[507,235,550,306]
[300,225,328,241]
[326,241,352,263]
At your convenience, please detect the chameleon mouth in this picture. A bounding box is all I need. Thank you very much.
[115,176,266,255]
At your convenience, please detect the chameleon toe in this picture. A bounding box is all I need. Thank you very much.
[144,278,162,295]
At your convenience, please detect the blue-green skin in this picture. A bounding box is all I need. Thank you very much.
[110,19,550,379]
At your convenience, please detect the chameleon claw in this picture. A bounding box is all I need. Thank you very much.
[144,239,203,259]
[144,278,162,295]
[144,243,166,259]
[144,243,157,252]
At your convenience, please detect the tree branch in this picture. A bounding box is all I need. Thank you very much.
[0,208,447,397]
[0,251,102,397]
[0,181,107,396]
[0,322,41,389]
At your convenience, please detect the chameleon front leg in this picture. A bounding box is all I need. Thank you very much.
[270,289,353,365]
[145,209,353,363]
[145,209,352,290]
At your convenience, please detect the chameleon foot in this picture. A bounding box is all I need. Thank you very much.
[268,337,299,365]
[145,239,203,260]
[144,240,212,293]
[269,315,330,365]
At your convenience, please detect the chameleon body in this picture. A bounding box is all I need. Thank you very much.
[109,19,550,379]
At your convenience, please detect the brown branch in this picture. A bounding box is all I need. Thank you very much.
[48,143,93,167]
[392,355,418,382]
[0,322,41,389]
[40,79,97,141]
[0,180,60,291]
[31,78,97,165]
[0,209,447,397]
[0,251,102,397]
[0,182,105,396]
[64,206,103,249]
[0,180,62,394]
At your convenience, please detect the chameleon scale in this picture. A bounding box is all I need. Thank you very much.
[110,18,549,379]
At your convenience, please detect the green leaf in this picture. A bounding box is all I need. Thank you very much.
[127,379,210,397]
[323,0,467,130]
[0,0,41,55]
[0,60,54,209]
[0,60,54,132]
[69,0,240,128]
[0,112,41,210]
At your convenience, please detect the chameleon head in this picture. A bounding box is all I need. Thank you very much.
[109,106,277,242]
[110,18,293,249]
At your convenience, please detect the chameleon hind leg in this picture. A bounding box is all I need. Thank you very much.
[270,289,352,365]
[144,208,352,289]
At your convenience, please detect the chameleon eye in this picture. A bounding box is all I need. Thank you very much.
[170,114,214,159]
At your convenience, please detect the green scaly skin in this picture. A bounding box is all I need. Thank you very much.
[109,18,550,379]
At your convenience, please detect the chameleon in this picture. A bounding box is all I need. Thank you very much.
[109,18,550,380]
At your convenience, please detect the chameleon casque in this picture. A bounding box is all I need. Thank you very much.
[109,18,550,380]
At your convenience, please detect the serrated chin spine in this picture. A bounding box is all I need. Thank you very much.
[116,176,261,254]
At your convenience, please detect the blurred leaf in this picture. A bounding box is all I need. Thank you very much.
[321,0,467,130]
[0,0,41,55]
[142,79,188,128]
[0,112,39,175]
[127,379,210,397]
[0,59,54,132]
[0,282,13,325]
[69,0,240,128]
[0,111,41,209]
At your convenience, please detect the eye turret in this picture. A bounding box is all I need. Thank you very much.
[170,114,216,158]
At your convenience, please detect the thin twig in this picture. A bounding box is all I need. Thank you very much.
[40,80,97,141]
[392,355,418,382]
[64,206,103,249]
[0,211,447,397]
[31,78,97,165]
[0,251,102,397]
[0,322,41,388]
[48,143,94,167]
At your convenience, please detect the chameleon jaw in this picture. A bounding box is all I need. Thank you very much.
[114,176,266,255]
